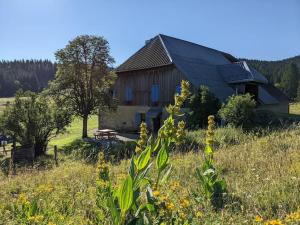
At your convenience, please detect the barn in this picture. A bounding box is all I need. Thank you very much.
[100,34,289,131]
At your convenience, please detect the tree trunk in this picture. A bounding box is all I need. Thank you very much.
[34,140,47,157]
[98,108,101,130]
[82,115,88,138]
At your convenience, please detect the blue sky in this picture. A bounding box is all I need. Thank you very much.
[0,0,299,65]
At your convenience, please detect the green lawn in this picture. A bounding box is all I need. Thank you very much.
[49,115,98,148]
[0,97,14,113]
[290,102,300,115]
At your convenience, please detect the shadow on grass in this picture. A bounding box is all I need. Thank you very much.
[0,154,55,176]
[61,138,136,164]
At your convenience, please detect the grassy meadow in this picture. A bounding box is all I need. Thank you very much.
[0,97,14,113]
[0,99,300,224]
[49,115,98,148]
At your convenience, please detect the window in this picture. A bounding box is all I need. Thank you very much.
[140,113,146,122]
[175,85,181,94]
[151,84,159,105]
[125,86,133,104]
[134,113,146,128]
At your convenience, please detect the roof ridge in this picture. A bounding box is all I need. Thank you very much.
[158,33,230,56]
[158,34,173,63]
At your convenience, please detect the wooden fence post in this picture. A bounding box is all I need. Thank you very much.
[9,139,16,175]
[54,145,58,166]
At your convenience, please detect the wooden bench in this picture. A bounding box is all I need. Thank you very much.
[94,129,118,139]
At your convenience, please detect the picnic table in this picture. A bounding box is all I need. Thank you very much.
[94,129,118,139]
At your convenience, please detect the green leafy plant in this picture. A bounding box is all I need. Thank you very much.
[187,85,220,129]
[95,80,190,224]
[195,115,227,210]
[218,93,256,128]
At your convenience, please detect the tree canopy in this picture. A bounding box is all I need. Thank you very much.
[187,85,220,128]
[48,35,116,138]
[0,91,71,156]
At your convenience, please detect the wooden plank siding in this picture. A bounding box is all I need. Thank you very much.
[114,65,189,106]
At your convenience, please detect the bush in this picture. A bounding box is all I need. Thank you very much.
[218,94,256,128]
[187,85,220,129]
[0,91,71,156]
[185,126,251,150]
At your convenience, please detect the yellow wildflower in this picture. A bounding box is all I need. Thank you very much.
[196,211,203,218]
[285,208,300,222]
[135,122,148,153]
[153,190,160,198]
[180,199,190,208]
[170,181,180,191]
[166,202,175,210]
[47,222,56,225]
[255,215,263,222]
[179,211,187,220]
[264,219,284,225]
[27,215,44,223]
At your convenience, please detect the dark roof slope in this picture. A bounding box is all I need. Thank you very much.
[260,84,289,103]
[159,34,232,65]
[116,36,172,72]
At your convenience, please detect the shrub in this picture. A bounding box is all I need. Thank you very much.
[218,94,256,128]
[187,85,220,129]
[0,91,71,156]
[185,126,251,151]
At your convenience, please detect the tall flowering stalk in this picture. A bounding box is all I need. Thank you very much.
[95,152,119,224]
[135,122,148,153]
[95,80,190,224]
[195,115,227,209]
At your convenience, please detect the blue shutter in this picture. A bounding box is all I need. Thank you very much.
[134,113,141,127]
[125,87,132,101]
[151,85,159,102]
[176,85,181,94]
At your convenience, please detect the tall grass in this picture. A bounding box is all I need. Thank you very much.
[0,126,299,224]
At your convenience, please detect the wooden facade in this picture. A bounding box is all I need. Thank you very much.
[114,65,187,106]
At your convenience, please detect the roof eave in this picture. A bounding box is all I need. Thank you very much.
[115,63,174,74]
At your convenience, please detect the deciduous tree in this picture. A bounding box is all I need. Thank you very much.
[49,35,116,138]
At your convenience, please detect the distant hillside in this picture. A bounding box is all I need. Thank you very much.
[0,60,55,97]
[244,55,300,85]
[0,56,299,97]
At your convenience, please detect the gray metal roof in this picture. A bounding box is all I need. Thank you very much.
[169,54,235,101]
[217,63,268,84]
[116,34,285,102]
[259,84,289,104]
